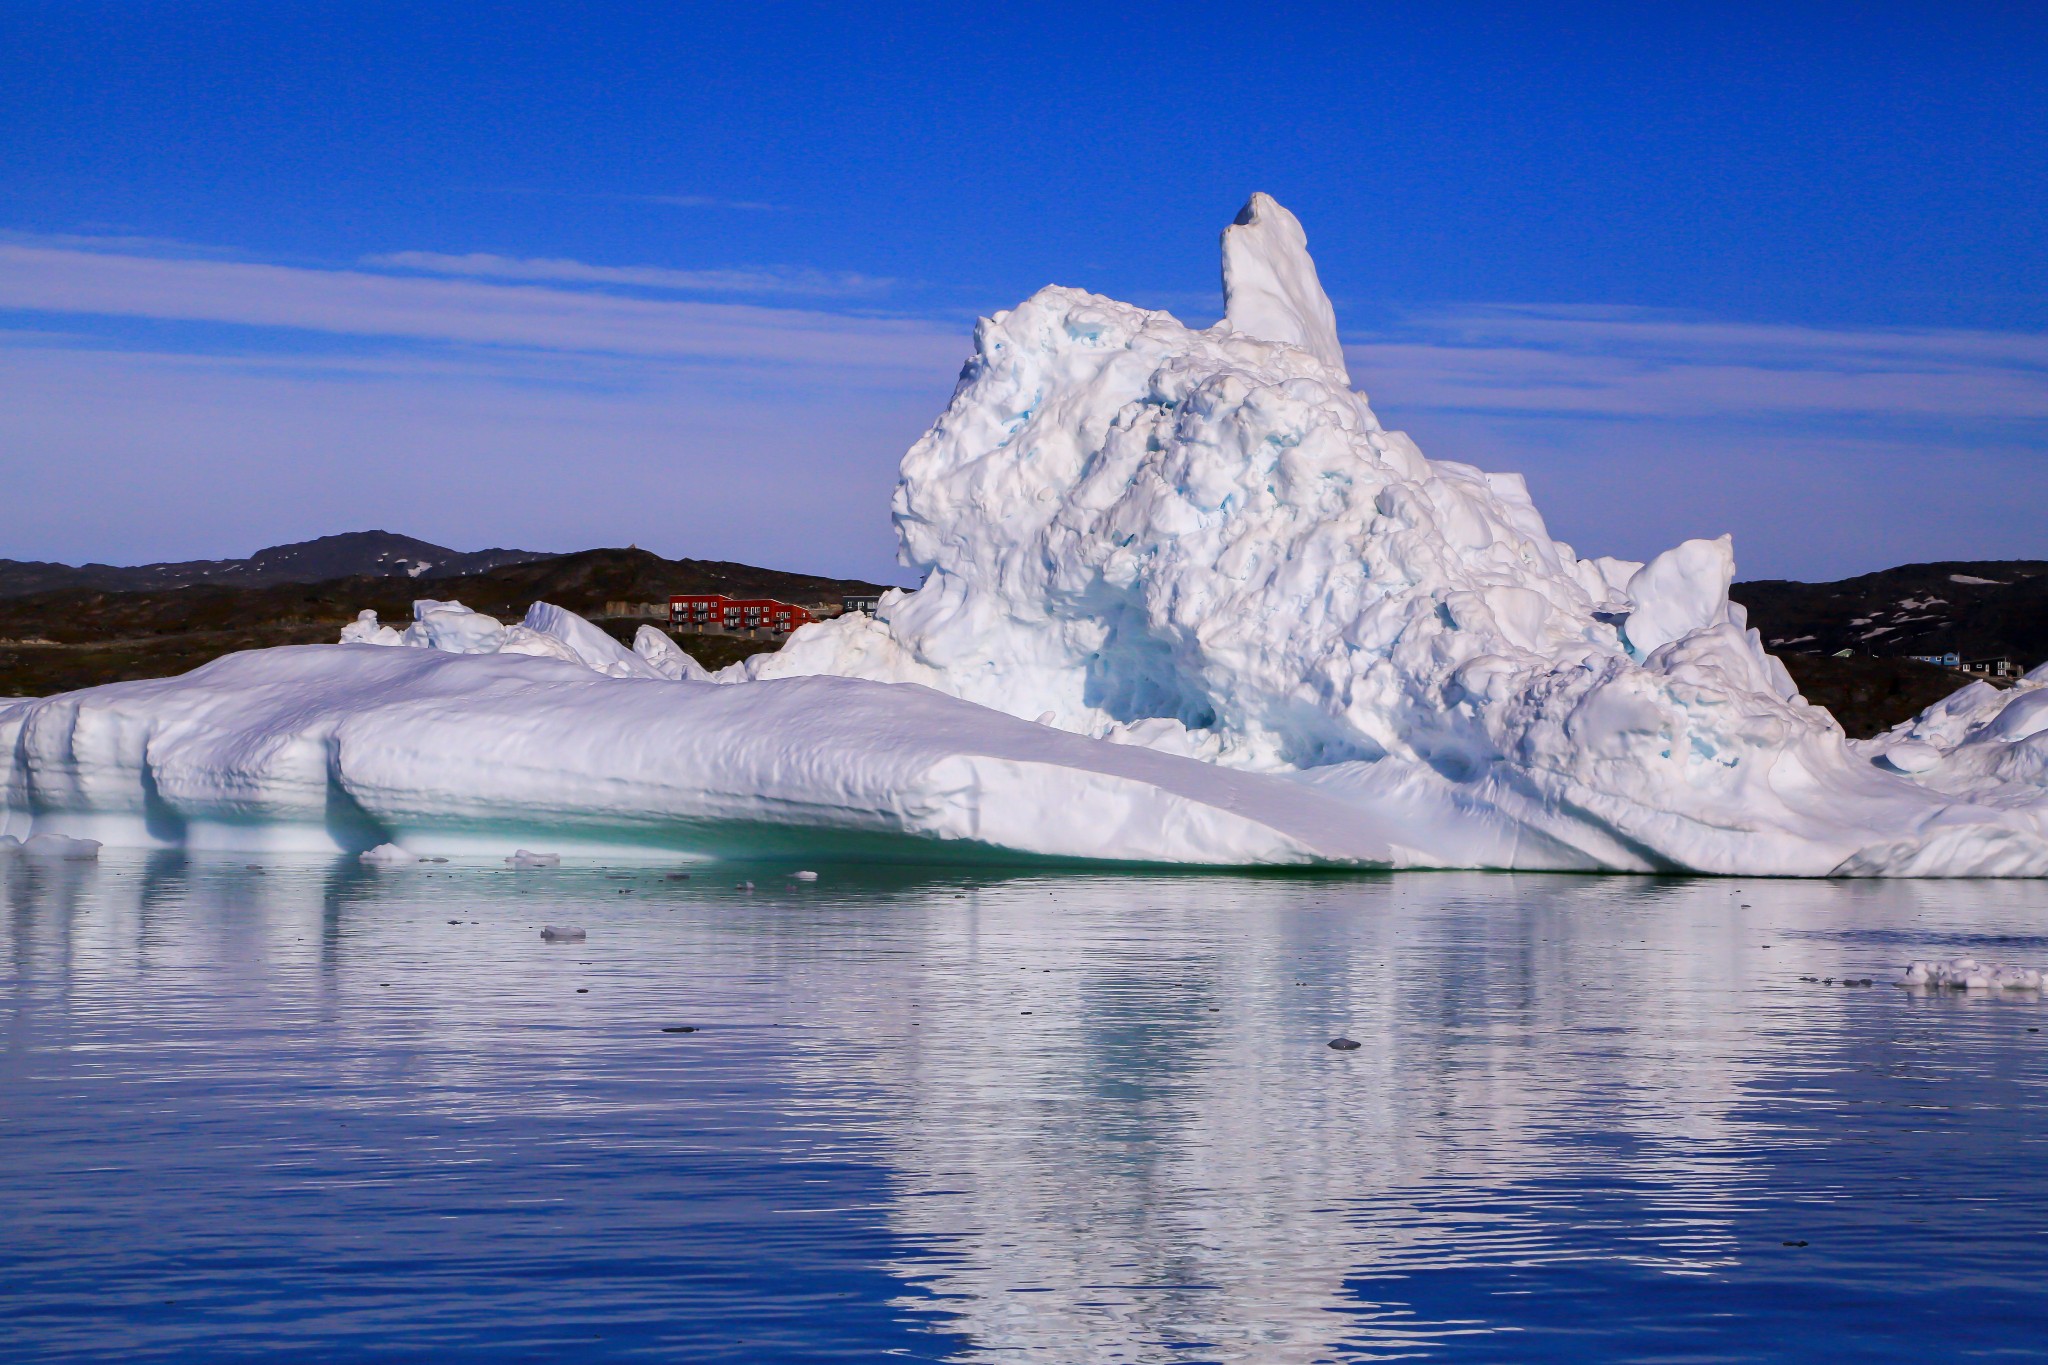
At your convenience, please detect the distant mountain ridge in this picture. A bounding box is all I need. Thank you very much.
[1733,560,2048,667]
[0,531,556,598]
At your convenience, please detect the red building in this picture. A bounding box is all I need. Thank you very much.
[669,594,816,635]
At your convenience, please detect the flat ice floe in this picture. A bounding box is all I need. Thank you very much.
[3,195,2046,872]
[0,832,102,860]
[0,646,1395,865]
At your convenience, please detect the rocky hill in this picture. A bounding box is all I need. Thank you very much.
[1732,560,2048,666]
[0,547,896,697]
[0,531,555,598]
[1728,560,2047,738]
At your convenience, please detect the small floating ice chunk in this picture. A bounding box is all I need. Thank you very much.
[1902,958,2046,991]
[790,870,819,881]
[506,849,562,868]
[540,925,586,943]
[359,843,413,866]
[339,609,404,646]
[401,599,508,654]
[22,833,101,861]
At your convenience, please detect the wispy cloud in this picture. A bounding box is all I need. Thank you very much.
[0,332,938,581]
[454,186,786,212]
[618,193,783,212]
[0,234,952,578]
[0,228,252,260]
[1346,305,2048,423]
[2,237,2043,581]
[1340,305,2048,578]
[361,250,892,298]
[0,239,955,375]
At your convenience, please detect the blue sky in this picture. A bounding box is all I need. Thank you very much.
[2,1,2044,583]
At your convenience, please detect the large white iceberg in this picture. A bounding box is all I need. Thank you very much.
[3,194,2045,872]
[737,193,2048,874]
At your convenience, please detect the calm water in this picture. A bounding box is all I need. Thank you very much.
[3,855,2046,1362]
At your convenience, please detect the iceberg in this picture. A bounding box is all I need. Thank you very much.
[2,194,2045,872]
[0,832,103,860]
[507,849,563,868]
[743,193,2048,874]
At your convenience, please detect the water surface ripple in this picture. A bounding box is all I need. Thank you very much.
[3,857,2044,1361]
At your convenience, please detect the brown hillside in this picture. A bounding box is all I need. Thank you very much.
[0,549,897,696]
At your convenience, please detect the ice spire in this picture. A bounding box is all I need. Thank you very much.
[1220,192,1350,384]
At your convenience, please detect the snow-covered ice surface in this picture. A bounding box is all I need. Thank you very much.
[747,194,2048,875]
[3,194,2046,872]
[0,647,1394,865]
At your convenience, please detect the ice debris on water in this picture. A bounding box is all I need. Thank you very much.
[358,843,414,867]
[4,193,2048,875]
[1902,959,2046,991]
[506,850,561,868]
[540,925,586,943]
[2,833,103,860]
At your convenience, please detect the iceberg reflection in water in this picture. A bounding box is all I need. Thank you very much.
[2,856,2045,1361]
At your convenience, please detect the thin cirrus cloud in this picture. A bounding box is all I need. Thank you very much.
[0,232,2043,578]
[6,233,2041,422]
[1344,305,2048,578]
[455,187,787,213]
[1349,306,2048,425]
[0,234,959,578]
[362,250,894,299]
[0,238,958,376]
[624,193,784,212]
